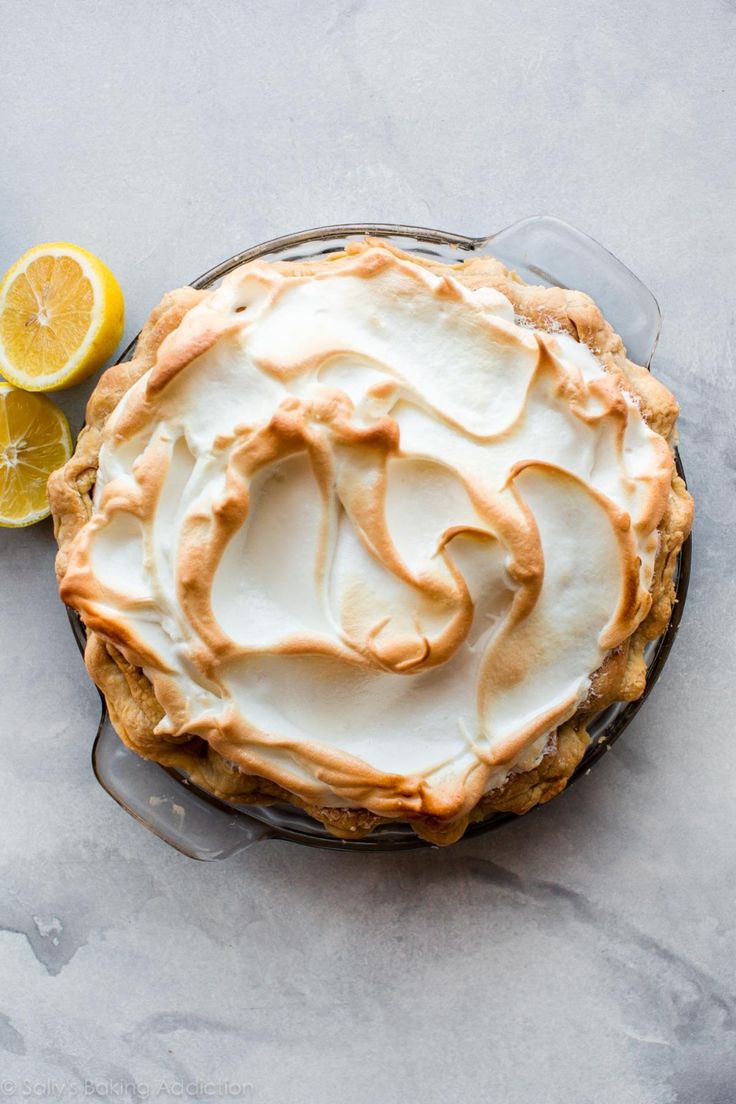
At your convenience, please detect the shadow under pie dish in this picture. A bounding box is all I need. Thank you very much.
[49,227,693,847]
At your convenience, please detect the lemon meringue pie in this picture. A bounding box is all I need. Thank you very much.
[50,239,692,844]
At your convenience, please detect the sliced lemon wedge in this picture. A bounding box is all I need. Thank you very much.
[0,242,124,391]
[0,383,72,527]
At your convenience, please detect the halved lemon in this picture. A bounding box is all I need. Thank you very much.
[0,242,124,391]
[0,383,72,527]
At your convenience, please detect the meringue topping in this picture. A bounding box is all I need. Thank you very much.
[61,242,674,821]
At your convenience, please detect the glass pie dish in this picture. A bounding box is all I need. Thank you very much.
[66,216,691,858]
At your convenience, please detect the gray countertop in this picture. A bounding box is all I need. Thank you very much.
[1,2,734,1102]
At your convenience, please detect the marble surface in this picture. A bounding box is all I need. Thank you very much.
[1,2,734,1101]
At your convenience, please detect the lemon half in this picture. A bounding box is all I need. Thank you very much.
[0,242,124,391]
[0,383,72,527]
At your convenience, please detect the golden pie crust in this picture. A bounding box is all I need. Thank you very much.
[49,243,693,845]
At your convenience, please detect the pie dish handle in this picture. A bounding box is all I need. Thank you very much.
[91,714,274,860]
[67,608,274,859]
[482,215,662,368]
